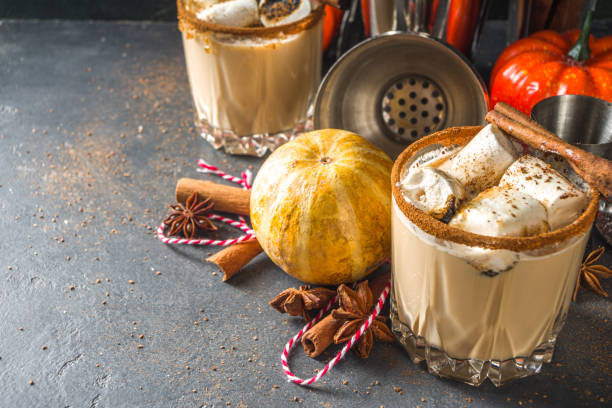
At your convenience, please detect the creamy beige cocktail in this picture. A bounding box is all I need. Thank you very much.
[390,126,599,386]
[178,0,323,156]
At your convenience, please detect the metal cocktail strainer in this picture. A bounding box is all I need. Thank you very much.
[314,0,489,158]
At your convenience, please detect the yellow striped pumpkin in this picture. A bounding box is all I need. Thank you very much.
[250,129,392,285]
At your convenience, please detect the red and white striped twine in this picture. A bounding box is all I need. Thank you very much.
[281,281,391,386]
[158,160,392,385]
[156,160,255,246]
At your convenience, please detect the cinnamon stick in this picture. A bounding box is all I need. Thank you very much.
[176,178,251,216]
[301,271,391,358]
[487,103,612,201]
[206,239,263,281]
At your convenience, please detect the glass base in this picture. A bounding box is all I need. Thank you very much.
[390,296,560,387]
[195,118,312,157]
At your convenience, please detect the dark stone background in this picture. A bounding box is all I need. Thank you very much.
[0,2,611,408]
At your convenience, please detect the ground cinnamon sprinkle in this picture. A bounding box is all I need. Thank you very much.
[391,126,599,252]
[177,0,323,38]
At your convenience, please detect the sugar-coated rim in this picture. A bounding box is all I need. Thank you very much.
[177,0,324,37]
[391,126,600,251]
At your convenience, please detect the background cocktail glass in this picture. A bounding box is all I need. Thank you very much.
[178,0,323,157]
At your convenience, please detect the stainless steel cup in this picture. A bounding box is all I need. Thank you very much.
[531,94,612,245]
[531,95,612,160]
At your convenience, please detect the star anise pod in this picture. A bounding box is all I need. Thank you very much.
[269,285,336,321]
[331,281,394,358]
[573,247,612,301]
[163,192,217,239]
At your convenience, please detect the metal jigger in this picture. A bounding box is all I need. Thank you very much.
[531,95,612,245]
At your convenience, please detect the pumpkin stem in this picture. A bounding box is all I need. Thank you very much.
[568,0,598,62]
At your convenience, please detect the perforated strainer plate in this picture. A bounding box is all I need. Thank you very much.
[380,75,447,143]
[313,32,488,158]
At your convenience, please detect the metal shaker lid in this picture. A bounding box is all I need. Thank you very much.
[313,32,488,158]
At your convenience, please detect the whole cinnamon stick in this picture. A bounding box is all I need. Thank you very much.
[176,178,251,216]
[301,271,391,358]
[487,103,612,200]
[206,239,263,281]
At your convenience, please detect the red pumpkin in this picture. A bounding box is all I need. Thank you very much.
[490,21,612,114]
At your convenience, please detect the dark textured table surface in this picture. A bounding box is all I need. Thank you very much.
[0,19,610,408]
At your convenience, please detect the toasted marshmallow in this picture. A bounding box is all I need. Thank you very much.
[259,0,311,27]
[436,124,518,196]
[449,186,549,237]
[400,167,465,222]
[192,0,230,9]
[196,0,259,27]
[499,155,588,230]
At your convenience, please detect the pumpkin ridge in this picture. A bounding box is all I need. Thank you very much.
[333,161,391,209]
[291,167,322,282]
[256,165,311,261]
[330,169,361,282]
[334,145,390,163]
[585,66,612,101]
[335,165,391,258]
[347,154,393,180]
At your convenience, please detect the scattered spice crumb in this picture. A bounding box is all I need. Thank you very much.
[156,271,161,275]
[253,336,258,341]
[95,279,101,284]
[28,380,34,385]
[139,334,144,339]
[41,345,47,350]
[66,256,71,261]
[137,344,144,349]
[343,380,348,385]
[128,280,135,285]
[69,285,75,291]
[18,327,24,331]
[273,385,279,389]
